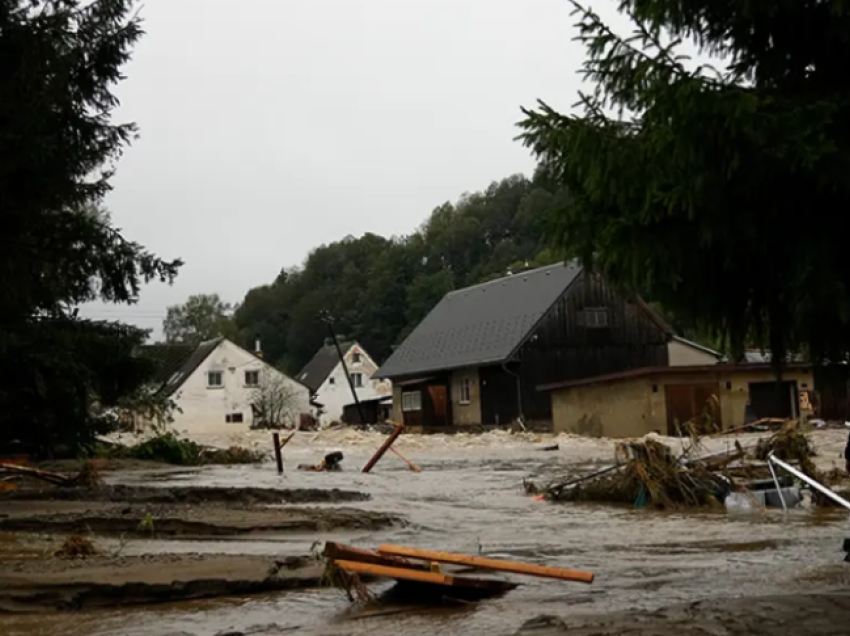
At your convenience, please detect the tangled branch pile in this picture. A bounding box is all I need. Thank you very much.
[548,439,729,509]
[752,421,817,476]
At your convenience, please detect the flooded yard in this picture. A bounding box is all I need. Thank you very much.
[2,428,849,636]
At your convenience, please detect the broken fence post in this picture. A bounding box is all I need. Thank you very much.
[362,422,405,473]
[272,432,283,474]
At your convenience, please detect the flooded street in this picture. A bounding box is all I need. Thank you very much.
[2,429,850,636]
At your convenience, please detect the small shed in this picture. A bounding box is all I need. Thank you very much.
[539,363,814,438]
[341,395,393,425]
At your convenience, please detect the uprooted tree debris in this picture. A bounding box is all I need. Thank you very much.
[531,421,846,510]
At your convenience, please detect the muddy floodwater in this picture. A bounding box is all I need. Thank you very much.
[2,429,850,636]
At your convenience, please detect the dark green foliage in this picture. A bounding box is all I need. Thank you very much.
[163,293,237,345]
[517,0,850,365]
[96,433,264,466]
[0,1,181,454]
[234,174,569,373]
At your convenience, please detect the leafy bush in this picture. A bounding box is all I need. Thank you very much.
[96,433,265,466]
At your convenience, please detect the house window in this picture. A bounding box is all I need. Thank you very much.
[402,391,422,412]
[225,412,244,423]
[351,372,363,388]
[582,307,609,328]
[207,371,223,388]
[245,370,260,387]
[352,352,362,364]
[459,377,472,404]
[328,377,335,385]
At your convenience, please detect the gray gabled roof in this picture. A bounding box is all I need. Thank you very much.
[138,337,224,396]
[373,262,583,380]
[297,342,352,393]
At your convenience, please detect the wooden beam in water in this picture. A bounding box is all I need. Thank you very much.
[324,542,429,571]
[334,559,519,593]
[362,422,404,473]
[389,446,421,472]
[377,545,594,584]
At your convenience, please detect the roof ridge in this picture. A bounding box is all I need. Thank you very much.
[447,262,579,296]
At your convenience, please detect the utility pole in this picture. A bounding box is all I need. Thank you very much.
[319,311,366,425]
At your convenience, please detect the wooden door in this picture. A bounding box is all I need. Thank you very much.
[665,383,721,435]
[428,385,448,427]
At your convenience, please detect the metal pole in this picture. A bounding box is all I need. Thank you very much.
[321,312,367,425]
[766,454,788,513]
[768,452,850,511]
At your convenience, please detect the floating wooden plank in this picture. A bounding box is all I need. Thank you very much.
[324,542,429,571]
[334,559,519,593]
[377,545,594,584]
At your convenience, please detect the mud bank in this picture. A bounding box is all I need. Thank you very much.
[0,553,325,612]
[0,500,401,537]
[516,592,850,636]
[0,484,371,505]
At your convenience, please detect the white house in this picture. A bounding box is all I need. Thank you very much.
[140,337,312,436]
[297,341,392,425]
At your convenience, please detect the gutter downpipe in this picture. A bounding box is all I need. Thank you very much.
[502,361,527,432]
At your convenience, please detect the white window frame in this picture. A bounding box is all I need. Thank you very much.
[207,371,223,388]
[351,372,363,388]
[244,370,260,387]
[351,352,362,364]
[402,391,422,412]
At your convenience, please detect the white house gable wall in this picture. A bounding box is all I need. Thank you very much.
[315,343,392,424]
[170,339,311,436]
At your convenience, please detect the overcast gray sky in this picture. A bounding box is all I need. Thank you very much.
[83,0,626,336]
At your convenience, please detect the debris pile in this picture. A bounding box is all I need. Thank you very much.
[752,421,816,475]
[546,439,728,509]
[536,422,846,511]
[54,535,98,559]
[320,542,592,604]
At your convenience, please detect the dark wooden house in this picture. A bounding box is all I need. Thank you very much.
[373,263,673,430]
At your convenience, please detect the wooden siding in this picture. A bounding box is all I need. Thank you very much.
[517,271,669,423]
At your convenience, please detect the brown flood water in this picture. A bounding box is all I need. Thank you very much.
[2,434,849,636]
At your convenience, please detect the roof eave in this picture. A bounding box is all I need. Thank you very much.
[373,354,513,381]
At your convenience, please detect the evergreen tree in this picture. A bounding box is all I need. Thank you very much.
[517,0,850,364]
[0,1,180,454]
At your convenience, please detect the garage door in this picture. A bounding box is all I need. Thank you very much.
[666,383,722,435]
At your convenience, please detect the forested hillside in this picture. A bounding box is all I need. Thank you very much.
[232,171,571,373]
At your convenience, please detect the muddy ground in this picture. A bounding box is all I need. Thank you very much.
[0,482,398,613]
[0,483,372,505]
[516,592,850,636]
[0,485,399,538]
[0,553,325,612]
